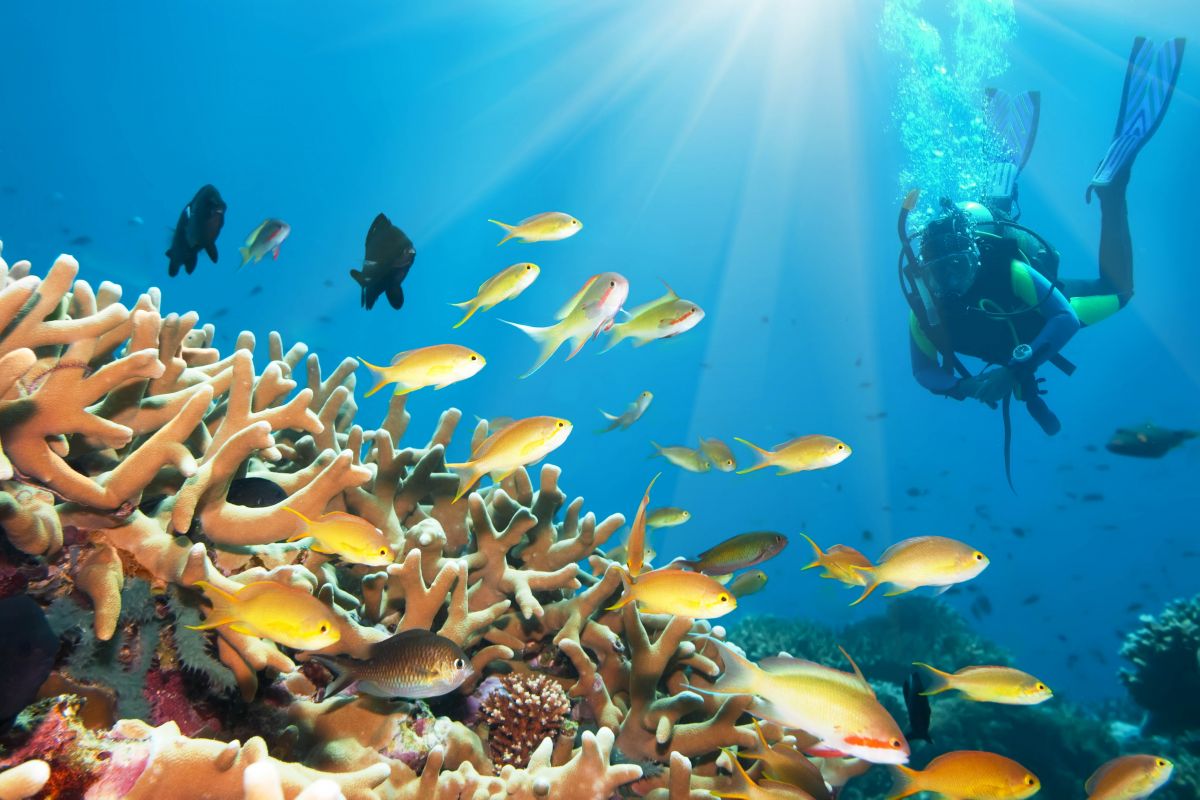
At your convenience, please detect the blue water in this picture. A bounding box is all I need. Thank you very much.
[1,1,1197,705]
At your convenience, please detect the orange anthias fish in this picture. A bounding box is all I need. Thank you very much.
[357,344,485,397]
[736,720,832,800]
[281,507,394,567]
[625,473,660,577]
[713,748,821,800]
[1085,754,1174,800]
[850,536,989,606]
[701,638,909,765]
[734,435,851,475]
[188,581,340,651]
[913,663,1052,705]
[447,416,573,502]
[888,751,1040,800]
[607,569,736,619]
[800,533,873,587]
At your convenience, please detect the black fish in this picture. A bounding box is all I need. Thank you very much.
[903,670,932,743]
[69,235,93,246]
[350,213,415,310]
[905,487,927,497]
[226,476,287,508]
[0,594,59,722]
[166,184,226,277]
[1012,526,1026,538]
[1106,423,1197,458]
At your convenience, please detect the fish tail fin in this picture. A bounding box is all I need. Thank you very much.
[800,532,824,570]
[447,460,485,503]
[605,568,636,611]
[912,662,953,695]
[501,319,567,378]
[599,324,628,353]
[280,506,314,541]
[238,246,251,268]
[733,438,772,474]
[848,566,880,606]
[450,300,479,328]
[704,636,761,695]
[711,750,754,799]
[751,719,772,752]
[356,357,396,398]
[488,219,517,245]
[886,765,921,800]
[311,654,355,700]
[189,580,238,629]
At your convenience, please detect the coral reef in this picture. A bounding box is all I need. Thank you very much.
[1119,594,1200,735]
[479,673,573,768]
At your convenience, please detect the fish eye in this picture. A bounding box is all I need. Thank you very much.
[1156,759,1167,767]
[1036,683,1046,691]
[609,280,615,287]
[470,355,478,361]
[380,548,389,555]
[974,552,985,560]
[836,443,845,450]
[718,593,729,603]
[890,739,902,748]
[1025,776,1036,785]
[557,421,565,427]
[454,658,465,669]
[319,624,329,633]
[726,460,734,466]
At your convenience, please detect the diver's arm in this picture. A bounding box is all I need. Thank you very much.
[1012,266,1081,371]
[910,331,961,395]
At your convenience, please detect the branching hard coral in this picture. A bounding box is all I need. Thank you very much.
[1120,594,1200,734]
[480,672,574,768]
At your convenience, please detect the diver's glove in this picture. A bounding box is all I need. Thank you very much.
[958,366,1016,405]
[1014,371,1062,435]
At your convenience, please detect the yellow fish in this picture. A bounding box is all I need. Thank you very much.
[625,473,660,578]
[450,262,540,328]
[703,638,909,765]
[188,581,340,651]
[651,441,711,472]
[735,435,851,475]
[358,344,485,398]
[913,663,1052,705]
[646,507,691,528]
[713,747,817,800]
[607,568,736,619]
[726,570,768,598]
[1086,755,1173,800]
[281,507,394,567]
[801,533,873,587]
[888,751,1040,800]
[735,721,831,798]
[488,212,582,244]
[850,536,989,606]
[603,284,705,350]
[699,437,738,472]
[598,391,653,432]
[447,416,573,502]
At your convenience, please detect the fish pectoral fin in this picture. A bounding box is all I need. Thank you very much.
[489,469,515,483]
[884,586,916,597]
[228,623,258,637]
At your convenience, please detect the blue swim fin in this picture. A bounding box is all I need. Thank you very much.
[984,89,1040,211]
[1088,36,1186,201]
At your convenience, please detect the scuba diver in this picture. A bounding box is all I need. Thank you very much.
[898,36,1186,486]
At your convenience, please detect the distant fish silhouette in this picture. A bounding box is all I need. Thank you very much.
[1106,423,1197,458]
[350,213,415,310]
[69,235,92,246]
[903,670,932,743]
[167,184,226,277]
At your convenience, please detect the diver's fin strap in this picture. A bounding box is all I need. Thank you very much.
[1090,37,1186,193]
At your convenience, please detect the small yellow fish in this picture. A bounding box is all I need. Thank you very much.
[358,344,485,398]
[651,441,711,472]
[607,568,736,619]
[503,272,629,377]
[727,569,768,598]
[447,416,573,502]
[188,581,340,651]
[700,437,738,472]
[1086,754,1173,800]
[735,435,851,475]
[815,757,873,796]
[850,536,989,606]
[598,391,653,432]
[914,663,1052,705]
[603,283,705,350]
[646,507,691,528]
[703,638,909,765]
[626,473,660,577]
[713,747,817,800]
[488,212,582,244]
[736,721,831,798]
[888,751,1040,800]
[801,533,873,587]
[450,262,540,328]
[606,541,657,567]
[281,507,394,567]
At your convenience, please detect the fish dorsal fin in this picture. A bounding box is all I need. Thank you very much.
[1085,760,1121,794]
[244,219,268,246]
[659,278,679,300]
[838,646,875,696]
[713,573,733,586]
[555,275,599,320]
[389,350,414,366]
